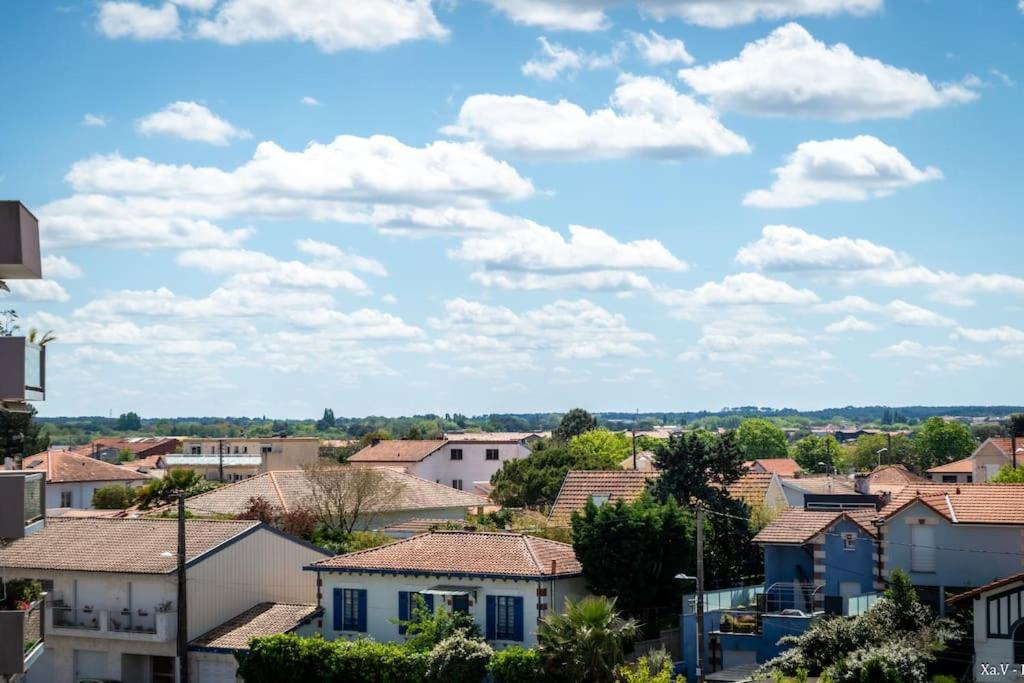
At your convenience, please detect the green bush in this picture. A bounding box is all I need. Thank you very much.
[827,641,931,683]
[426,632,492,682]
[489,646,543,683]
[331,639,428,683]
[92,484,137,509]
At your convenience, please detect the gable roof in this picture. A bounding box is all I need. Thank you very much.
[725,471,778,507]
[866,464,929,485]
[189,602,320,653]
[880,483,1024,525]
[168,468,489,518]
[780,475,857,495]
[22,450,151,484]
[308,530,582,579]
[0,518,261,574]
[984,437,1023,457]
[547,470,654,526]
[753,507,879,545]
[746,458,801,477]
[348,440,447,463]
[926,457,974,474]
[76,437,179,456]
[947,571,1024,605]
[442,432,541,443]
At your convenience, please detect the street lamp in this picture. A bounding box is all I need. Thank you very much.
[876,447,888,468]
[675,573,703,682]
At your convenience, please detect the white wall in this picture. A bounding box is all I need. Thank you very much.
[317,572,588,648]
[405,442,531,490]
[45,479,146,509]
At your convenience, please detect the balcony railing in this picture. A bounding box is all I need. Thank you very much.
[0,338,45,403]
[47,603,176,642]
[682,584,765,616]
[0,598,45,675]
[0,472,45,540]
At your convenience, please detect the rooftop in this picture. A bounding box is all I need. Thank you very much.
[381,518,477,535]
[21,450,151,484]
[926,456,974,474]
[746,458,801,477]
[725,471,778,506]
[308,530,582,579]
[348,439,447,463]
[163,455,262,467]
[781,475,857,495]
[167,468,489,518]
[442,432,543,443]
[883,483,1024,525]
[547,470,654,526]
[0,518,260,574]
[189,602,320,652]
[753,507,879,545]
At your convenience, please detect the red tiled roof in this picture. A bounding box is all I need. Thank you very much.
[986,437,1024,456]
[725,471,777,506]
[948,572,1024,605]
[76,438,179,457]
[0,518,260,573]
[22,450,151,484]
[881,483,1024,525]
[746,459,801,477]
[348,440,447,463]
[753,507,879,545]
[926,457,974,474]
[309,530,581,578]
[547,470,655,526]
[781,475,856,495]
[189,603,320,652]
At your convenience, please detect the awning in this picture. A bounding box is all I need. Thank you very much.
[420,585,480,598]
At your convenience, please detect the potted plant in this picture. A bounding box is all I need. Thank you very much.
[1,579,42,610]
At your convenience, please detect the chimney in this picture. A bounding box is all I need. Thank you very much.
[550,559,557,575]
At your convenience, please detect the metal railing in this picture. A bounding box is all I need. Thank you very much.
[682,584,765,616]
[48,603,175,641]
[22,472,44,526]
[845,592,881,616]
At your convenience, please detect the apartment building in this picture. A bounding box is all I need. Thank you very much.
[164,437,320,481]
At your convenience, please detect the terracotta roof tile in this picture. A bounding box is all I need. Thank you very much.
[746,459,801,477]
[753,507,879,545]
[310,531,581,578]
[348,440,447,463]
[442,432,541,443]
[168,468,488,518]
[189,603,319,652]
[76,438,179,457]
[725,471,777,506]
[0,518,259,573]
[926,457,974,474]
[880,483,1024,525]
[547,470,654,526]
[781,475,856,495]
[22,450,151,484]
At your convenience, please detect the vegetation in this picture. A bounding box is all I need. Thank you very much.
[0,578,43,610]
[757,570,962,682]
[537,595,639,683]
[571,493,693,631]
[790,435,841,473]
[913,417,977,470]
[842,433,916,471]
[736,418,789,459]
[552,408,598,442]
[304,463,405,534]
[116,411,142,431]
[488,646,543,683]
[91,484,138,509]
[989,465,1024,483]
[617,658,683,683]
[490,438,622,509]
[567,429,632,464]
[135,469,219,509]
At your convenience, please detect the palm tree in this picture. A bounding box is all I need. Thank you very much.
[26,328,56,346]
[537,595,639,683]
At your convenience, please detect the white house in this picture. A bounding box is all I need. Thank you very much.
[21,450,151,510]
[348,436,534,494]
[165,468,489,530]
[947,571,1024,682]
[926,437,1019,484]
[306,530,589,648]
[0,517,330,683]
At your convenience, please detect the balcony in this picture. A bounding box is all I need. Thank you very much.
[0,598,45,676]
[0,338,45,403]
[0,201,42,280]
[0,472,45,541]
[47,602,176,643]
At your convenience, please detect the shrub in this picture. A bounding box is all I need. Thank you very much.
[403,597,483,652]
[1,579,42,609]
[91,484,137,509]
[826,641,931,683]
[489,646,543,683]
[331,639,428,683]
[426,632,493,683]
[617,658,683,683]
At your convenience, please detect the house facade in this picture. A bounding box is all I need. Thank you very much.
[306,531,589,648]
[947,572,1024,683]
[163,437,320,481]
[926,437,1021,484]
[21,450,151,509]
[349,436,533,493]
[0,517,329,683]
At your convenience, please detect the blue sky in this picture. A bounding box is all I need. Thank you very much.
[2,0,1023,418]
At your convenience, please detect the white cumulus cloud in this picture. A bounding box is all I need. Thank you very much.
[136,101,251,145]
[97,2,181,39]
[737,225,904,271]
[825,315,877,333]
[521,37,620,80]
[678,23,977,120]
[629,30,694,65]
[444,75,749,160]
[743,136,942,208]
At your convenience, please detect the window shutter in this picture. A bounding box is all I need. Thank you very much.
[911,524,936,572]
[357,589,368,632]
[512,596,524,642]
[332,588,343,631]
[424,593,435,613]
[486,595,497,640]
[398,591,409,635]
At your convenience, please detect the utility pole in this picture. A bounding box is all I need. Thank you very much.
[217,439,224,483]
[886,432,892,465]
[695,502,706,683]
[177,493,189,683]
[632,409,638,470]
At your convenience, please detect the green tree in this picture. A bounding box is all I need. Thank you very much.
[0,407,50,463]
[990,465,1024,483]
[537,595,639,683]
[315,408,336,431]
[571,493,694,627]
[553,408,597,442]
[116,447,135,463]
[116,412,142,431]
[843,433,915,471]
[736,418,789,459]
[490,443,621,509]
[1009,413,1024,438]
[914,417,976,471]
[790,435,841,474]
[92,485,137,509]
[0,309,17,336]
[136,469,217,509]
[567,429,631,464]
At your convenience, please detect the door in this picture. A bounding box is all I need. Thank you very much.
[74,650,108,681]
[198,657,238,683]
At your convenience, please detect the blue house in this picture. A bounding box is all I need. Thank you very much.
[679,507,882,682]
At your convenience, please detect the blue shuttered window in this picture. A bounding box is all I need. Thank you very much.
[399,592,435,635]
[488,595,524,642]
[334,588,367,632]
